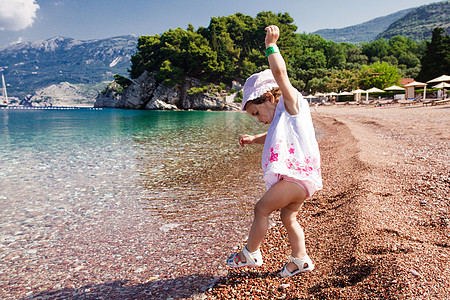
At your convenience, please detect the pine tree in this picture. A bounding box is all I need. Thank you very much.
[417,27,450,81]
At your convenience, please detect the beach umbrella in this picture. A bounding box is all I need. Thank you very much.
[427,75,450,83]
[404,81,427,99]
[337,91,353,102]
[432,82,450,89]
[326,92,339,99]
[351,89,365,103]
[405,81,427,87]
[366,87,385,93]
[365,87,385,101]
[384,85,405,99]
[326,92,339,101]
[432,82,450,99]
[384,85,405,91]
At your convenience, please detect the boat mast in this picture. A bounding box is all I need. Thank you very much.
[1,74,7,102]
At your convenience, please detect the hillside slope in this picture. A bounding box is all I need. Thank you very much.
[312,8,413,43]
[0,35,137,98]
[377,1,450,41]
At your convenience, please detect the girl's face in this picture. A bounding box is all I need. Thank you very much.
[245,98,277,125]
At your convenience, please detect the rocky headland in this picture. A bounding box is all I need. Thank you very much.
[94,71,241,111]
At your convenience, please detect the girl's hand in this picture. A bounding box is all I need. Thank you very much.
[239,134,255,147]
[265,25,280,48]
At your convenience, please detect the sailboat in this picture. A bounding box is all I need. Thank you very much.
[0,74,8,107]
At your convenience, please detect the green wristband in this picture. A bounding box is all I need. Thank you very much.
[265,45,279,57]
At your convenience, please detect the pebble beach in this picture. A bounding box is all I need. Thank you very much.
[1,103,449,299]
[205,103,450,299]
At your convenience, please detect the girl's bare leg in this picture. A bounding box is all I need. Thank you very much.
[280,202,308,272]
[238,180,307,265]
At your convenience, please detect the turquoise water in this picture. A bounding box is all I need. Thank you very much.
[0,108,268,227]
[0,108,271,295]
[0,108,323,297]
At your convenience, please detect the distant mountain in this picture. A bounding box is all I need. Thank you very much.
[19,82,109,107]
[312,8,413,43]
[377,1,450,41]
[0,35,138,98]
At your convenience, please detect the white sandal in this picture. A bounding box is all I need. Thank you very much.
[226,246,263,268]
[279,254,314,278]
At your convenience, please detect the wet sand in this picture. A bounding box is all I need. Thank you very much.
[205,103,449,299]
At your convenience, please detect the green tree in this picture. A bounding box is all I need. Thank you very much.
[357,61,401,89]
[113,74,132,88]
[417,27,450,81]
[130,27,221,84]
[127,11,428,95]
[156,60,184,86]
[328,69,359,92]
[201,12,298,80]
[361,39,389,63]
[325,42,347,69]
[345,46,368,68]
[130,35,161,79]
[362,36,423,78]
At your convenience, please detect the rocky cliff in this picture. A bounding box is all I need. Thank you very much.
[94,71,241,111]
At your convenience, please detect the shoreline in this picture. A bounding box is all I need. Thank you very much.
[0,105,101,110]
[205,103,449,299]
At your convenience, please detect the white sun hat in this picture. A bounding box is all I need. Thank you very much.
[241,69,279,111]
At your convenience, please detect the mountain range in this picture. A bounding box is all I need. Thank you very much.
[377,1,450,40]
[0,1,448,104]
[313,1,449,43]
[0,35,137,99]
[313,8,414,43]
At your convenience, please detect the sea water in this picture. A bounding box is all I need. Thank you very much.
[0,108,270,294]
[0,107,322,296]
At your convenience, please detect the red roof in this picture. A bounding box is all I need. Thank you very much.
[399,78,415,86]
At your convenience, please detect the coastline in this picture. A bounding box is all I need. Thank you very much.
[205,103,449,299]
[0,105,101,110]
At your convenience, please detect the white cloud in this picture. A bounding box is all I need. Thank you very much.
[0,0,40,31]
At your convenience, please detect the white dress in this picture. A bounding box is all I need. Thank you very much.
[262,92,323,196]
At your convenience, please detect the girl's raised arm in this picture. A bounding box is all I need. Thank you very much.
[265,25,298,115]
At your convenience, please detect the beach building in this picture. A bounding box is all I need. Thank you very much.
[400,78,416,100]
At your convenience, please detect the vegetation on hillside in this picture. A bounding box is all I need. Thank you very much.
[377,1,450,41]
[124,11,449,94]
[313,8,413,44]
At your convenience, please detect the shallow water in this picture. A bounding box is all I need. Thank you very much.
[0,109,270,296]
[0,108,322,297]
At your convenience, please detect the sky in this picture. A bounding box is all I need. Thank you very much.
[0,0,442,47]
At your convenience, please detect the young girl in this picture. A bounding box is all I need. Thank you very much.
[226,25,323,278]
